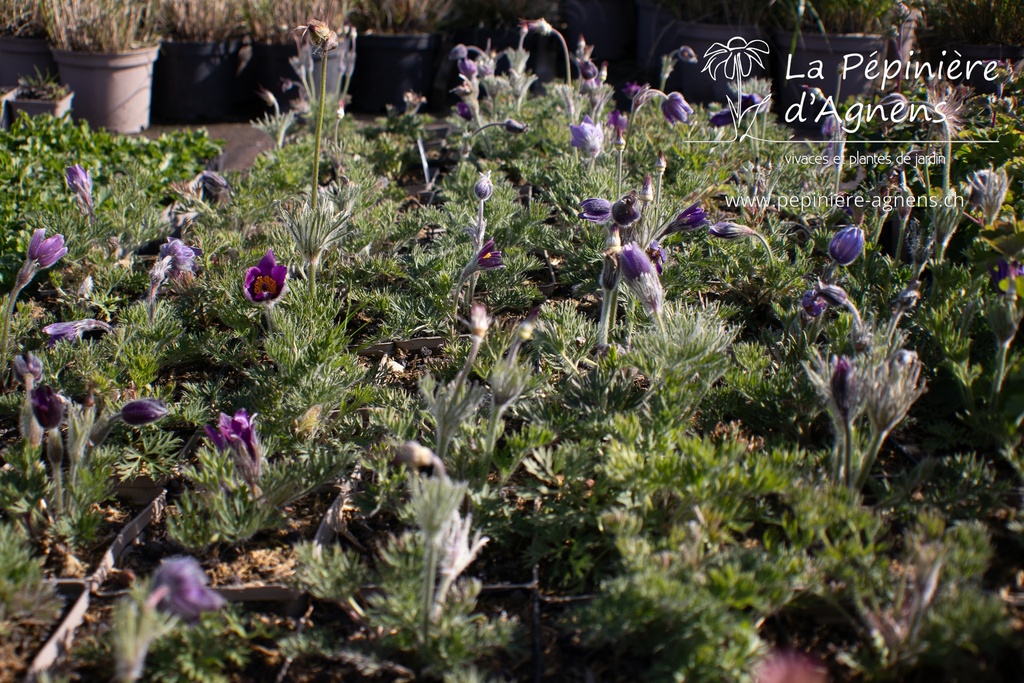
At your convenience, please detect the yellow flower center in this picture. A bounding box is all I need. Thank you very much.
[253,275,278,297]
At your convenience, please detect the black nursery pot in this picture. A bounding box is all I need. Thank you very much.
[563,0,636,63]
[451,27,559,84]
[245,41,304,116]
[348,33,440,114]
[151,39,241,123]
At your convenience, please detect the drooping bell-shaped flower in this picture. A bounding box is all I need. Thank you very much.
[569,115,603,158]
[158,238,201,279]
[661,92,693,125]
[42,319,113,346]
[65,164,93,213]
[150,556,225,623]
[31,385,65,430]
[619,242,664,317]
[801,290,827,318]
[456,101,473,121]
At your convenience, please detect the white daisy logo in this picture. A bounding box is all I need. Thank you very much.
[701,37,770,82]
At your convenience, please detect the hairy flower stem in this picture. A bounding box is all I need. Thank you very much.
[483,402,505,474]
[310,50,330,212]
[990,341,1010,406]
[421,543,438,646]
[551,29,573,109]
[853,430,886,491]
[841,420,854,489]
[308,260,319,300]
[615,149,623,198]
[46,429,64,515]
[597,279,619,348]
[0,284,25,376]
[894,211,909,265]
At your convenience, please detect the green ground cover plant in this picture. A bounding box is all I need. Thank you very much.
[1,20,1024,683]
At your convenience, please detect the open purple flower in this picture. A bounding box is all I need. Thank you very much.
[159,238,201,279]
[65,164,93,212]
[474,238,504,271]
[456,102,473,121]
[663,202,708,235]
[569,115,604,158]
[622,82,643,100]
[741,93,766,112]
[31,385,65,430]
[28,229,68,269]
[646,240,667,275]
[151,556,225,623]
[244,248,288,304]
[619,242,664,317]
[801,290,827,318]
[206,408,263,488]
[43,319,113,346]
[579,197,613,224]
[120,398,170,426]
[661,92,693,125]
[828,226,865,266]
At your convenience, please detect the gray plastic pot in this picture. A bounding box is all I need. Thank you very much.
[0,36,59,88]
[52,46,159,133]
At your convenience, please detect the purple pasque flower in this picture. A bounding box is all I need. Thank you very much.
[244,248,288,304]
[13,352,43,385]
[43,319,113,346]
[159,238,201,279]
[828,226,865,266]
[622,81,643,100]
[801,290,828,318]
[474,238,504,271]
[503,118,529,134]
[821,114,840,138]
[709,109,734,127]
[607,109,627,138]
[579,197,613,224]
[569,115,603,158]
[662,202,708,235]
[578,59,598,80]
[646,239,667,275]
[27,229,68,269]
[449,44,468,61]
[661,92,694,125]
[458,57,477,79]
[206,408,263,488]
[611,191,642,227]
[741,93,766,112]
[196,170,231,204]
[456,101,473,121]
[474,171,493,201]
[831,356,856,420]
[619,242,663,317]
[814,281,849,307]
[120,398,169,426]
[31,385,65,430]
[708,221,757,240]
[65,164,93,212]
[150,556,225,623]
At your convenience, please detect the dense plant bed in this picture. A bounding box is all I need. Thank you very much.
[2,24,1024,683]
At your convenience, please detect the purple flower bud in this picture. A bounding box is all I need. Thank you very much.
[741,93,764,111]
[831,356,856,419]
[661,92,693,125]
[196,170,230,204]
[677,46,697,63]
[569,115,603,158]
[65,164,93,210]
[622,81,643,100]
[474,171,493,201]
[619,242,664,316]
[663,202,708,235]
[158,238,201,279]
[151,556,225,623]
[709,109,733,127]
[611,191,641,227]
[801,290,827,318]
[120,398,169,426]
[13,353,43,384]
[708,221,756,240]
[244,248,288,304]
[456,101,473,121]
[205,409,263,488]
[579,197,613,224]
[828,226,865,266]
[503,118,529,134]
[458,57,477,79]
[27,229,68,269]
[43,319,113,346]
[814,281,849,307]
[31,385,64,430]
[449,44,468,61]
[578,59,598,80]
